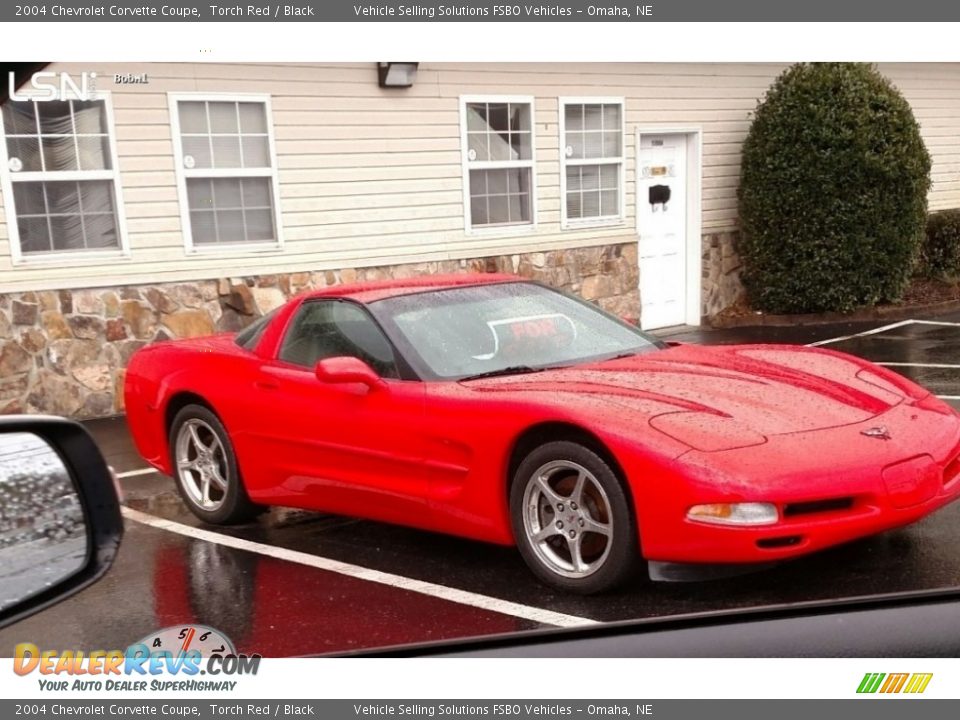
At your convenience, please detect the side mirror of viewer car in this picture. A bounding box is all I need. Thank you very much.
[0,416,123,630]
[315,356,388,391]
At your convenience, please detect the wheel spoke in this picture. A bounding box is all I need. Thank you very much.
[567,534,587,573]
[201,474,211,506]
[187,424,207,453]
[570,471,587,505]
[209,464,228,491]
[535,475,565,506]
[582,516,612,537]
[533,524,561,543]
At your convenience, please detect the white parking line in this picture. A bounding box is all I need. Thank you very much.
[116,467,159,479]
[904,320,960,327]
[879,362,960,369]
[121,506,598,630]
[806,319,915,347]
[937,396,960,401]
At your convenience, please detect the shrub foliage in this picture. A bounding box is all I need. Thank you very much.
[921,210,960,278]
[738,63,931,313]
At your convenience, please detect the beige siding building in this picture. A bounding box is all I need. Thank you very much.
[0,62,959,418]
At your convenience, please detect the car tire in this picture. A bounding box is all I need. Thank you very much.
[510,441,637,594]
[169,404,263,525]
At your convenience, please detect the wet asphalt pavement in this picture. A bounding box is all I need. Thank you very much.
[3,313,960,656]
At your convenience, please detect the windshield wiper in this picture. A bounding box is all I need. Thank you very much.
[459,365,546,382]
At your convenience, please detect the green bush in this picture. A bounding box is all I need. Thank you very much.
[738,63,931,313]
[921,210,960,278]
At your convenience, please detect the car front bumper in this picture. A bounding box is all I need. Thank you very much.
[634,401,960,564]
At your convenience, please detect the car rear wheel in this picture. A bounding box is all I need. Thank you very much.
[510,441,638,594]
[169,404,263,525]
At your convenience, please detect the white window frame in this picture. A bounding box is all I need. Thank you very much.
[558,96,626,230]
[168,92,284,255]
[459,94,538,236]
[0,90,130,267]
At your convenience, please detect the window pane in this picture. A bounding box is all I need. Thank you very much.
[509,104,531,132]
[510,131,531,161]
[466,104,487,132]
[583,105,603,131]
[211,135,242,168]
[81,212,119,249]
[72,101,108,134]
[77,136,111,171]
[583,131,604,159]
[12,182,48,215]
[44,181,80,215]
[565,104,583,132]
[178,102,208,134]
[489,132,512,162]
[49,214,86,251]
[6,136,42,172]
[212,178,242,208]
[190,210,217,244]
[581,190,601,218]
[37,101,73,135]
[601,190,619,216]
[215,209,245,242]
[566,166,582,193]
[487,104,508,133]
[566,191,581,219]
[245,208,274,241]
[470,197,488,226]
[487,169,508,194]
[241,178,271,207]
[3,102,38,135]
[41,135,78,172]
[181,136,212,168]
[187,178,214,209]
[208,102,239,134]
[79,180,116,215]
[18,216,51,253]
[238,103,268,134]
[603,104,621,129]
[581,166,600,191]
[603,131,621,157]
[600,164,618,188]
[469,169,488,197]
[241,136,270,167]
[488,195,509,225]
[467,131,489,162]
[566,132,583,160]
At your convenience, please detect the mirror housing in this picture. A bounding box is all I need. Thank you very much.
[315,357,387,391]
[0,416,123,630]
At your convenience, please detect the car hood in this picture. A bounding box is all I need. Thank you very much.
[461,344,914,450]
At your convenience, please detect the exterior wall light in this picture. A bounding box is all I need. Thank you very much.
[377,62,419,88]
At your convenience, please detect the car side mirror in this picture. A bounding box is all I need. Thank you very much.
[315,356,387,391]
[0,416,123,630]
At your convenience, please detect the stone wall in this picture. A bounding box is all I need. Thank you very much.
[0,243,644,420]
[701,230,746,318]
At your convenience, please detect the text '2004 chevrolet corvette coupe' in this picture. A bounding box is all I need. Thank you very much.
[125,275,960,593]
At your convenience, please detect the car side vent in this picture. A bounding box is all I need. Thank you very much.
[783,497,854,518]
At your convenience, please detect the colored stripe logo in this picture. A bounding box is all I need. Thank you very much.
[857,672,933,694]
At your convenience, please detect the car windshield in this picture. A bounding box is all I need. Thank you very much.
[369,282,662,379]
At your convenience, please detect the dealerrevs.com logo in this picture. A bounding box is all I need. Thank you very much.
[857,672,933,694]
[13,625,260,692]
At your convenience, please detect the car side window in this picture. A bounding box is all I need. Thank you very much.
[278,300,400,379]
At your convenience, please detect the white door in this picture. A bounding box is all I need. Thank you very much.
[638,134,687,330]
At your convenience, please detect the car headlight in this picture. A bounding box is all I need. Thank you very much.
[687,502,779,526]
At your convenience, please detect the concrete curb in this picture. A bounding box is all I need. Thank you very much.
[708,298,960,329]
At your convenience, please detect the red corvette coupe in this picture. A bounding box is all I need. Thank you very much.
[125,274,960,593]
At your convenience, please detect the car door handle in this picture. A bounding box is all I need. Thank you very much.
[254,379,280,391]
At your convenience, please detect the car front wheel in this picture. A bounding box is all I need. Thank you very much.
[510,441,638,594]
[169,404,262,525]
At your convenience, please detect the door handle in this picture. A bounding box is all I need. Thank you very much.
[254,379,280,391]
